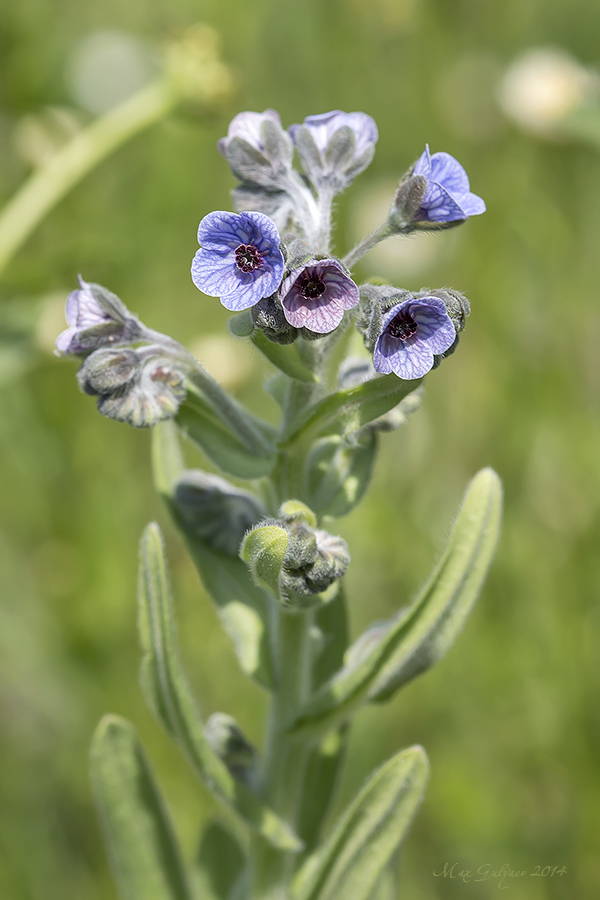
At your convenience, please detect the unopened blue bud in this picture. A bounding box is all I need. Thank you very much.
[174,471,265,556]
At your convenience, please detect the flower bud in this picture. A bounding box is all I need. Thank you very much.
[204,712,259,788]
[240,504,350,609]
[219,109,294,188]
[55,277,141,355]
[251,294,299,345]
[288,110,378,191]
[77,346,186,427]
[173,470,265,556]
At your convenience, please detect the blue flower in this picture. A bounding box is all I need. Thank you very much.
[55,276,138,355]
[217,109,283,156]
[191,211,285,311]
[373,296,456,380]
[412,146,486,224]
[280,259,359,334]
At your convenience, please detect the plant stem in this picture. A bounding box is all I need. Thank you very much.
[0,79,177,277]
[251,604,314,899]
[342,220,395,269]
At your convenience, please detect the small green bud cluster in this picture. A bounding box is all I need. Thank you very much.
[240,500,350,610]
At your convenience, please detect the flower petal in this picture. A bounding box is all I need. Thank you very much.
[419,181,468,222]
[429,151,471,196]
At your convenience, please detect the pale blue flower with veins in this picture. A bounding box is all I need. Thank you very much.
[412,146,486,223]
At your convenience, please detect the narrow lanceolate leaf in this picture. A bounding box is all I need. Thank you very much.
[282,374,422,447]
[90,715,194,900]
[287,468,502,740]
[151,423,273,689]
[291,746,429,900]
[252,331,319,383]
[137,523,302,853]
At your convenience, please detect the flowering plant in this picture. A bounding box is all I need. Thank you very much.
[57,107,500,900]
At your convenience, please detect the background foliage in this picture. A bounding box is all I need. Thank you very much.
[1,0,599,898]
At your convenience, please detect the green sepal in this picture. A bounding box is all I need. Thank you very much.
[89,715,194,900]
[176,385,276,479]
[137,522,303,853]
[194,819,246,900]
[291,746,429,900]
[240,524,289,599]
[305,433,377,518]
[283,374,422,447]
[252,330,319,383]
[287,468,502,740]
[151,422,273,689]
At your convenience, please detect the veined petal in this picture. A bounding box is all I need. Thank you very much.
[429,151,470,196]
[420,182,467,222]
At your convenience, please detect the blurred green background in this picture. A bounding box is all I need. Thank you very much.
[1,0,599,898]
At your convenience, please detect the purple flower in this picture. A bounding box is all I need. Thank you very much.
[289,110,378,161]
[218,109,282,156]
[280,259,359,334]
[191,211,285,312]
[55,276,136,355]
[373,296,456,380]
[412,146,486,224]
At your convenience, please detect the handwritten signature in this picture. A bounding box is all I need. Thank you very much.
[433,862,567,889]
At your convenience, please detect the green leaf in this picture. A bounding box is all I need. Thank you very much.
[90,715,193,900]
[283,375,421,448]
[194,820,246,900]
[291,746,429,900]
[305,433,377,519]
[251,331,319,383]
[151,422,273,690]
[287,468,502,740]
[137,522,302,853]
[176,389,276,479]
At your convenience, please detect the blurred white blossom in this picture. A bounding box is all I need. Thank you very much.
[499,48,599,136]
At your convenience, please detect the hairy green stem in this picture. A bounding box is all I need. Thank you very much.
[0,79,177,276]
[342,220,396,269]
[251,604,314,899]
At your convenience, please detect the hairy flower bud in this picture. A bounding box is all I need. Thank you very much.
[77,346,186,427]
[240,503,350,609]
[218,109,294,188]
[55,277,141,355]
[173,470,265,556]
[251,294,299,344]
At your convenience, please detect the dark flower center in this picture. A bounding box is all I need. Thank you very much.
[235,243,263,273]
[298,272,326,300]
[388,308,418,341]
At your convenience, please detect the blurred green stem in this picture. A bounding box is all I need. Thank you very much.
[0,79,177,277]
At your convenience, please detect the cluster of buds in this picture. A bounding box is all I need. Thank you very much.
[240,501,350,610]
